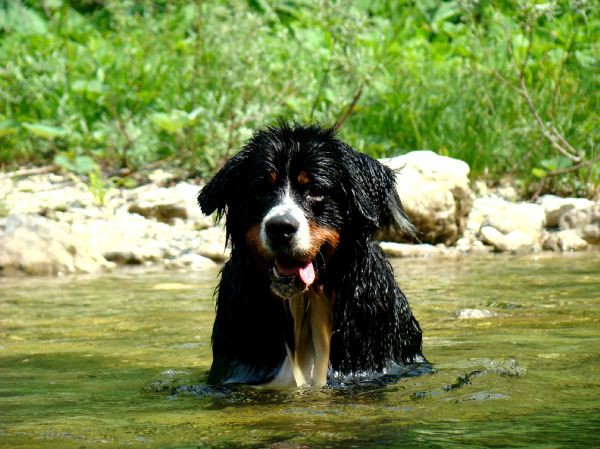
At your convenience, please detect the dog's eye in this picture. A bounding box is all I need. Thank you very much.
[307,187,324,202]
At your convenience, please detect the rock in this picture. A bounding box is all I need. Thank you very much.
[480,226,538,253]
[558,201,600,244]
[195,226,229,262]
[379,151,474,245]
[0,173,98,215]
[471,197,546,237]
[379,241,445,258]
[537,195,593,228]
[166,252,219,270]
[0,214,112,275]
[472,180,489,197]
[456,308,495,319]
[148,169,177,186]
[128,202,187,224]
[71,211,184,265]
[542,230,589,252]
[454,230,493,254]
[127,182,213,229]
[495,185,518,202]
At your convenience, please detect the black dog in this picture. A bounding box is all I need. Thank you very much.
[198,123,424,387]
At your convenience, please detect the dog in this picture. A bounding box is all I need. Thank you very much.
[198,123,424,387]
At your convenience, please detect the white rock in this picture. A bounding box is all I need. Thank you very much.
[379,241,444,258]
[472,197,546,237]
[1,175,96,215]
[473,180,489,197]
[71,211,177,264]
[455,231,493,254]
[542,229,589,252]
[456,308,495,319]
[380,151,474,245]
[126,181,213,229]
[559,201,600,244]
[167,252,219,270]
[537,195,593,228]
[195,226,229,262]
[502,230,539,253]
[495,185,518,202]
[480,226,538,253]
[0,214,112,275]
[148,169,176,186]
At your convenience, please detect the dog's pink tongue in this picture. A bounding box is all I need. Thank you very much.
[298,261,315,286]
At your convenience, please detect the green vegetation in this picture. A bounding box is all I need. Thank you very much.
[0,0,598,196]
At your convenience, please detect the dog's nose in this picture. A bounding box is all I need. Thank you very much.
[265,215,299,244]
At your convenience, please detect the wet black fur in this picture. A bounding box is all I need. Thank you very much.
[198,123,424,385]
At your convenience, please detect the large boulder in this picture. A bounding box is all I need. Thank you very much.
[558,201,600,244]
[379,151,474,245]
[0,214,112,275]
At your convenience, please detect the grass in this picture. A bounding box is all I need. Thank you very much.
[0,0,598,196]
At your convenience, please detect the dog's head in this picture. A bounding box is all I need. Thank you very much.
[198,123,412,299]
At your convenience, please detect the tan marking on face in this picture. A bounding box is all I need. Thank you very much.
[245,224,271,257]
[297,171,311,186]
[306,223,340,259]
[268,171,277,184]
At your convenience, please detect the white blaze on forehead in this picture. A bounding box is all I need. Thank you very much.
[260,185,310,253]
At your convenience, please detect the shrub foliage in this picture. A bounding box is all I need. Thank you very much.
[0,0,597,194]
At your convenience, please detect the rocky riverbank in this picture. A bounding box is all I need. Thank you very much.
[1,153,598,276]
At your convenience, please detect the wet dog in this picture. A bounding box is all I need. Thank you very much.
[198,123,424,387]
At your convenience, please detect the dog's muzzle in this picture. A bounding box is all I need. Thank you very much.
[263,214,316,298]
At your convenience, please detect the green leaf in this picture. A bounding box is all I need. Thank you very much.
[45,0,63,9]
[540,158,558,171]
[574,50,596,69]
[431,2,460,33]
[54,154,76,172]
[73,155,98,174]
[54,154,98,174]
[72,80,110,96]
[511,33,530,63]
[540,157,571,172]
[0,2,47,34]
[22,123,68,140]
[151,111,190,134]
[532,167,547,179]
[0,120,17,138]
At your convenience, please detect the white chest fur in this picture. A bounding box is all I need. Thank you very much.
[267,288,332,388]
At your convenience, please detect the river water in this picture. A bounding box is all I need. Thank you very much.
[1,253,598,448]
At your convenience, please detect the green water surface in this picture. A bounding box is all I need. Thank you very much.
[1,254,599,449]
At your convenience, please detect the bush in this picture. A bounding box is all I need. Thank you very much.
[0,0,597,195]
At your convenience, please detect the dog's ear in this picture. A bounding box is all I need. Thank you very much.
[197,149,250,219]
[340,145,414,236]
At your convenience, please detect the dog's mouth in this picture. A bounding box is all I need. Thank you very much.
[270,256,316,295]
[274,258,315,285]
